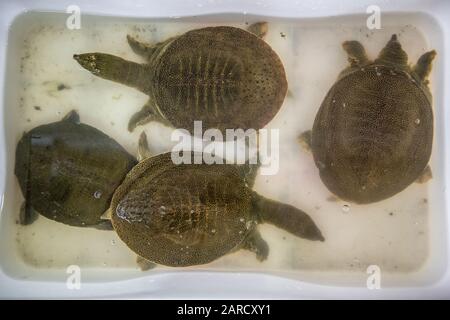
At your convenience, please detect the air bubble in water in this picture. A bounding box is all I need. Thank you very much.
[94,190,102,199]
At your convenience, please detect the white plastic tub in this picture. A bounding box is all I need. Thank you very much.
[0,0,449,299]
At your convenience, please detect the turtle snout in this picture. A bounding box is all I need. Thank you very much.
[73,53,101,75]
[305,223,325,242]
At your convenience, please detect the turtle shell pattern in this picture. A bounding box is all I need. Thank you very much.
[150,26,288,133]
[312,65,433,203]
[110,152,253,267]
[15,117,137,226]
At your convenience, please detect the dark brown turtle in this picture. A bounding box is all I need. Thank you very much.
[15,110,137,228]
[300,35,436,204]
[73,23,287,134]
[103,133,323,268]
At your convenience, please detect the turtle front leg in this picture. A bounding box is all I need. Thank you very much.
[136,255,157,271]
[247,22,268,40]
[241,228,269,262]
[342,41,369,67]
[127,35,156,59]
[127,35,177,60]
[128,99,172,132]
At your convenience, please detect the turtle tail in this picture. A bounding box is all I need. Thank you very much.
[251,192,324,241]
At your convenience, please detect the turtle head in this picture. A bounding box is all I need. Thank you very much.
[74,53,149,92]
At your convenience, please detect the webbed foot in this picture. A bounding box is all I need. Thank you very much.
[241,228,269,262]
[128,100,172,132]
[415,165,432,184]
[137,131,152,161]
[342,41,369,66]
[127,35,156,60]
[297,130,312,152]
[413,50,437,83]
[137,256,157,271]
[247,22,268,40]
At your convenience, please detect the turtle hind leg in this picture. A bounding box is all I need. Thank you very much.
[241,228,269,262]
[415,165,432,184]
[236,162,260,189]
[247,22,268,39]
[127,35,155,59]
[413,50,437,83]
[136,256,157,271]
[297,130,312,152]
[342,41,369,67]
[137,131,152,161]
[19,201,39,225]
[128,99,172,132]
[127,35,177,60]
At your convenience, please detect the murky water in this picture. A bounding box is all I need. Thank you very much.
[0,12,445,285]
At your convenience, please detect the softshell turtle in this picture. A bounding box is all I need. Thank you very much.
[73,23,287,134]
[300,35,436,204]
[104,132,323,268]
[15,110,137,227]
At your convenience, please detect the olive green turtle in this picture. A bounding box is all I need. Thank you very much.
[104,132,324,268]
[300,35,436,204]
[15,110,137,228]
[73,23,287,134]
